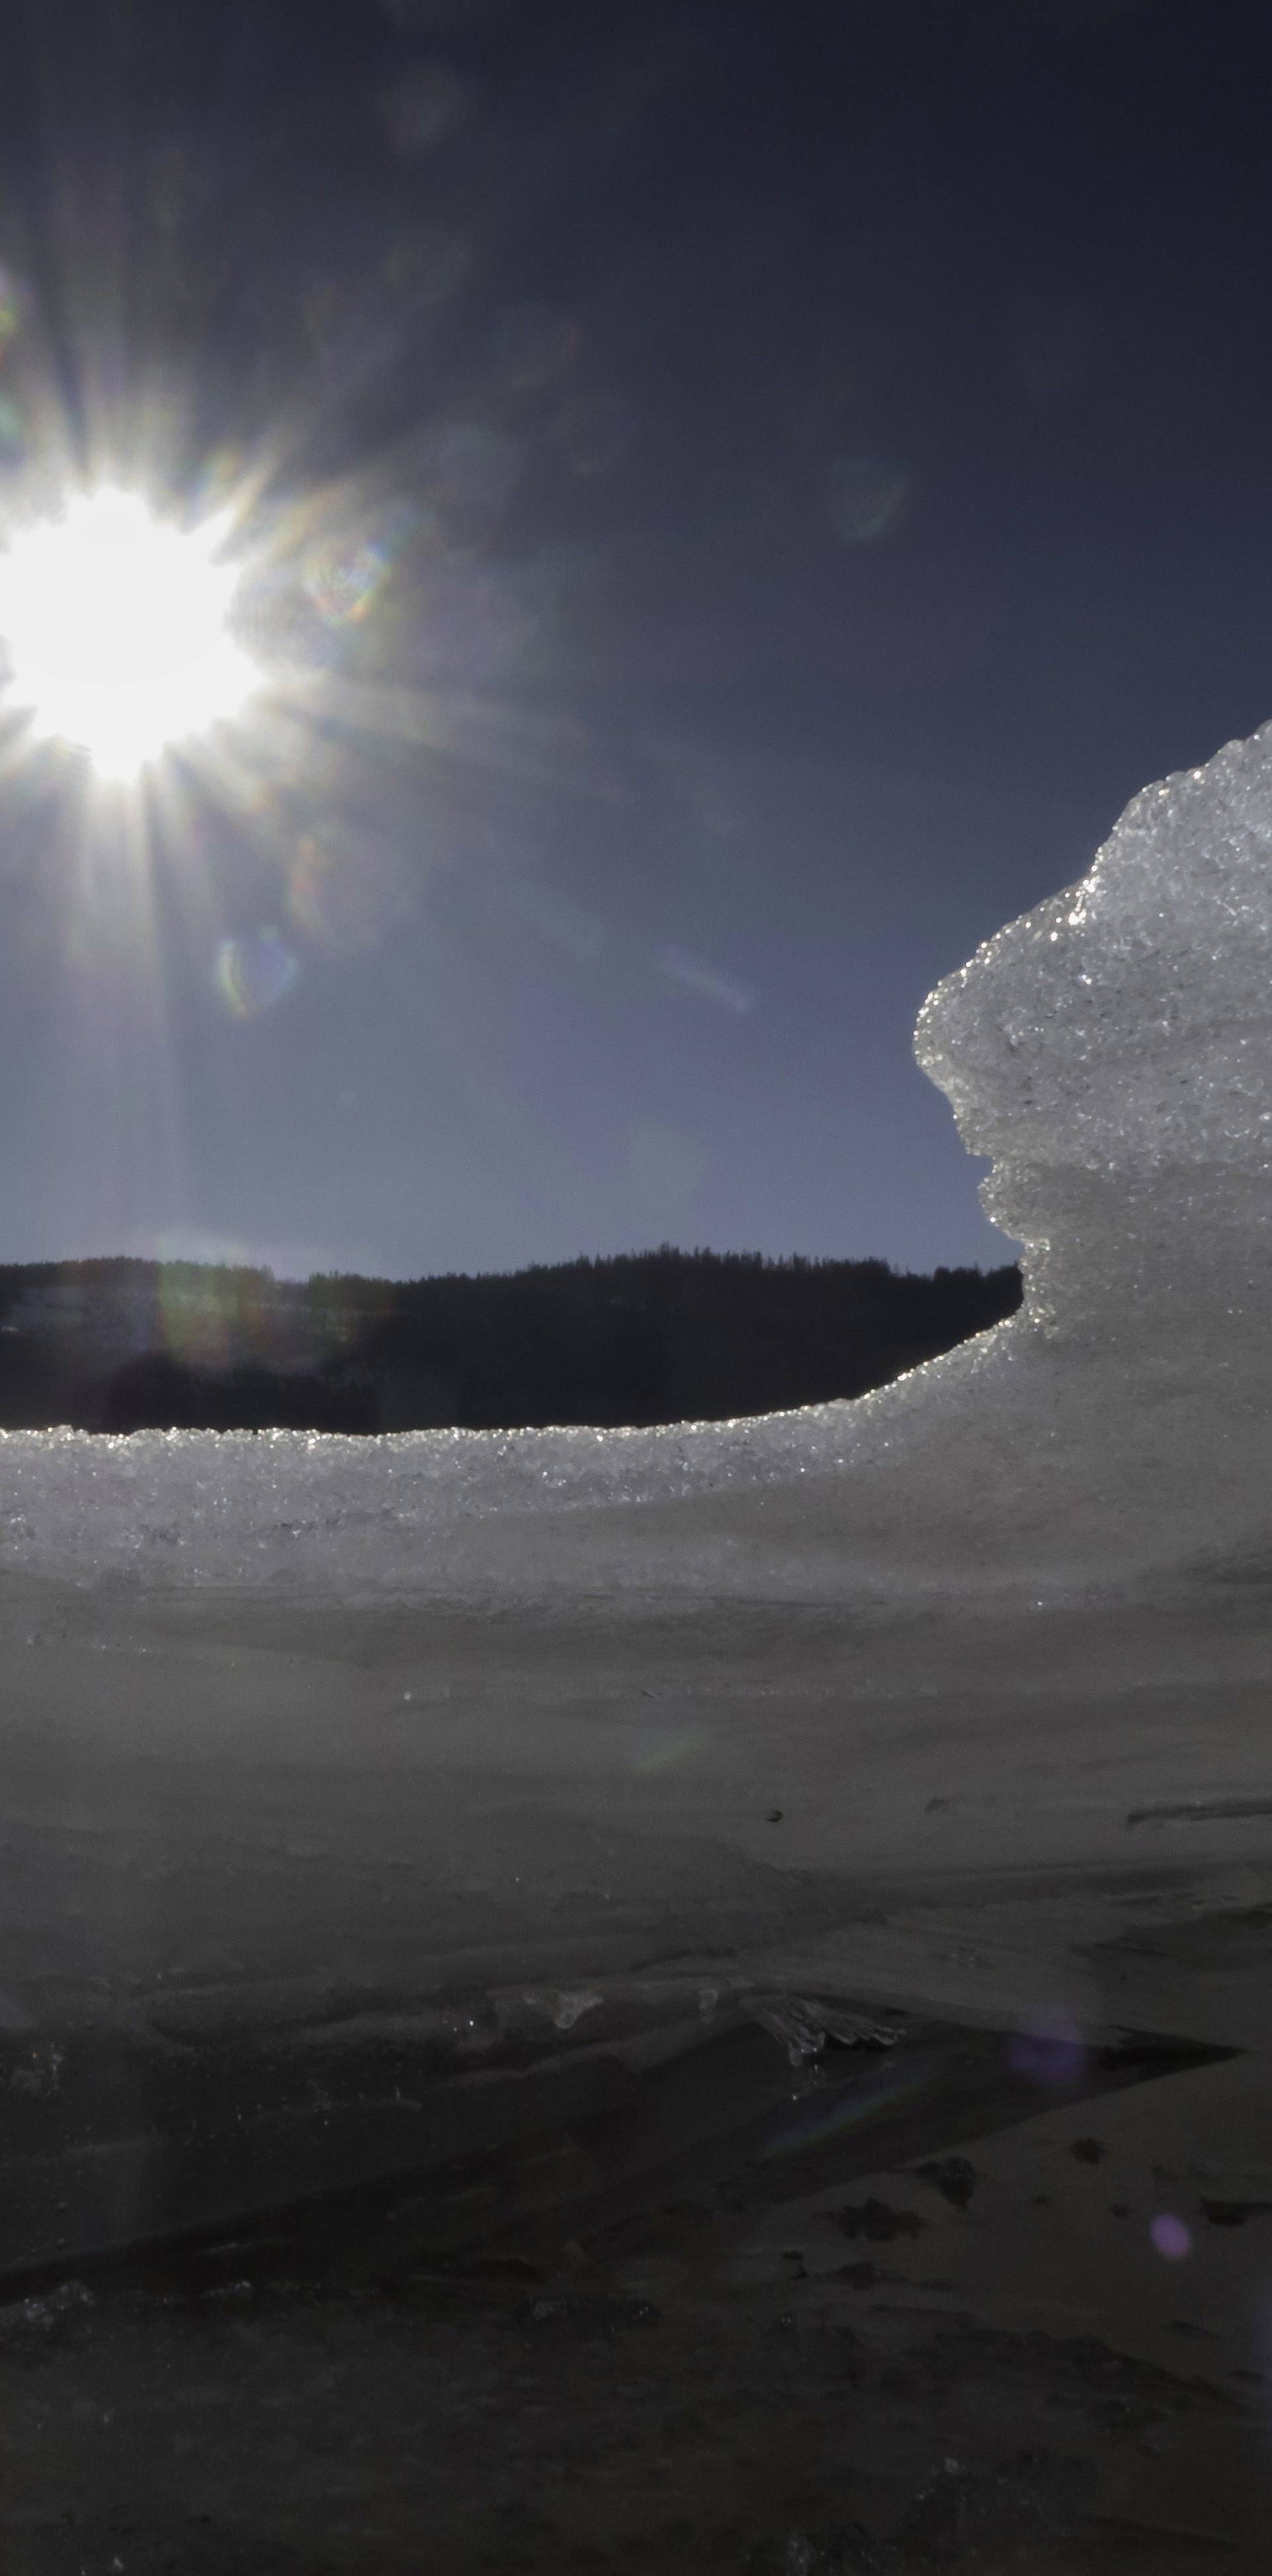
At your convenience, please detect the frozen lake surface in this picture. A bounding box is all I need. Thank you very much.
[0,718,1269,2271]
[2,722,1272,2570]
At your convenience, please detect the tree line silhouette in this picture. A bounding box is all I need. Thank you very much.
[0,1248,1022,1434]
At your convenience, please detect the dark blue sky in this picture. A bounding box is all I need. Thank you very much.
[0,0,1267,1280]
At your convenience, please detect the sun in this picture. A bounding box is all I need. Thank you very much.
[0,487,259,780]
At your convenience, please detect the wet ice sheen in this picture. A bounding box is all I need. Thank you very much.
[2,722,1269,1605]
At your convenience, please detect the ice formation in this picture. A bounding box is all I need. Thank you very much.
[1,720,1269,1607]
[915,722,1272,1348]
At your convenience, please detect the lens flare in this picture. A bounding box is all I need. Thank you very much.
[1149,2212,1192,2261]
[0,264,25,352]
[1007,2010,1089,2088]
[0,487,259,779]
[215,929,297,1018]
[828,454,911,545]
[303,539,391,627]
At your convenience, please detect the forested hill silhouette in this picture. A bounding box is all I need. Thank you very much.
[0,1249,1022,1435]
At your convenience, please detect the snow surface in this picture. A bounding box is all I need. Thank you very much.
[1,720,1269,1607]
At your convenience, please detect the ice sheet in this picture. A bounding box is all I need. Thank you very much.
[1,721,1268,1606]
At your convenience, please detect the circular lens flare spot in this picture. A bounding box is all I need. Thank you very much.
[1149,2213,1192,2261]
[0,487,258,778]
[215,930,297,1018]
[1006,2010,1088,2088]
[828,455,911,545]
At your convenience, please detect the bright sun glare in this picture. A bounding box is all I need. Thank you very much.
[0,487,258,780]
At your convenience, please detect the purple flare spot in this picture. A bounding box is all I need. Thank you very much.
[1007,2009,1088,2088]
[1149,2213,1192,2261]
